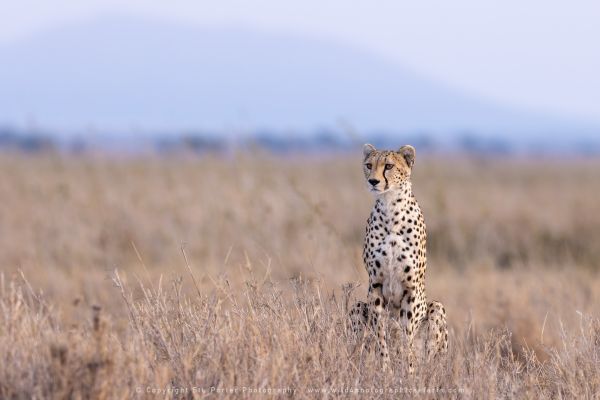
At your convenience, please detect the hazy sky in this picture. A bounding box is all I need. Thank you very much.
[1,0,599,122]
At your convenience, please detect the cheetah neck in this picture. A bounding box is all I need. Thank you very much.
[375,181,413,211]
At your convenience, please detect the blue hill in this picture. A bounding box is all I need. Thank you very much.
[0,16,597,141]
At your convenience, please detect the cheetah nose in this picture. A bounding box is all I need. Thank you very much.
[368,179,380,186]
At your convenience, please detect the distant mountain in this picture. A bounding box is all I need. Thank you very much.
[0,16,598,141]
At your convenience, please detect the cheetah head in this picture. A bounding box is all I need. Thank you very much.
[362,144,415,195]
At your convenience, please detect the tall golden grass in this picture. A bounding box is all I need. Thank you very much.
[0,152,599,398]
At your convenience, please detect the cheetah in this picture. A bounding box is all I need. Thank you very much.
[349,144,448,372]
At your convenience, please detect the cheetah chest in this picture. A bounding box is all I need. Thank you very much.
[364,204,425,307]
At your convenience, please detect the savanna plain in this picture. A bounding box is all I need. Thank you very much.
[1,151,599,399]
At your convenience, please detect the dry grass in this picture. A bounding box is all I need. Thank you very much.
[0,152,599,398]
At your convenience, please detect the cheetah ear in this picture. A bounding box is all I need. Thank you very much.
[363,143,376,158]
[398,145,416,168]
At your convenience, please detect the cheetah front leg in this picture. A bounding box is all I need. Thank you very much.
[349,301,369,340]
[367,285,390,371]
[396,290,422,374]
[348,298,390,371]
[425,300,448,360]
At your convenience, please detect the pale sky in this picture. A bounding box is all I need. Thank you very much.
[1,0,599,123]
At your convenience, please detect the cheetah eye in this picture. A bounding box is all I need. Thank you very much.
[365,163,372,170]
[385,164,393,170]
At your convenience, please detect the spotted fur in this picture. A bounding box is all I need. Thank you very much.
[349,144,448,373]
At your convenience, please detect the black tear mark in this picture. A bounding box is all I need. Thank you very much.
[382,157,389,190]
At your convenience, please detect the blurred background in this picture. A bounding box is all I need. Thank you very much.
[2,4,600,396]
[1,0,599,153]
[0,1,599,351]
